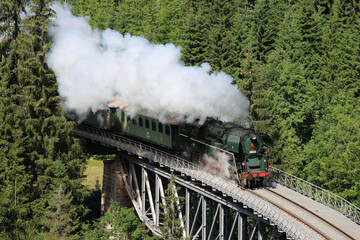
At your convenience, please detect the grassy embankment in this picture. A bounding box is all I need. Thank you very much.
[83,158,104,190]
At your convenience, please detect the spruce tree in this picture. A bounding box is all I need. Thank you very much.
[156,0,185,44]
[160,173,186,240]
[0,0,31,237]
[80,201,150,239]
[294,0,360,206]
[248,0,285,63]
[180,0,209,66]
[205,0,233,72]
[236,50,272,133]
[113,0,160,41]
[43,186,73,238]
[265,1,325,166]
[0,1,88,237]
[91,0,116,30]
[228,0,252,79]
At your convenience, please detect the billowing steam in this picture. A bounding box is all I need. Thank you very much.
[202,152,232,178]
[46,3,250,123]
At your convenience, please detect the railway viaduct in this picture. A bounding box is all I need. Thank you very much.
[74,125,360,240]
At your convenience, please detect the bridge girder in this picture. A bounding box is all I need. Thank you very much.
[115,152,284,240]
[74,125,321,239]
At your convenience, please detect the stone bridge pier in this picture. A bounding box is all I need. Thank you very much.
[101,155,132,214]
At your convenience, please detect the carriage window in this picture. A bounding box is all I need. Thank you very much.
[121,111,125,122]
[165,125,170,135]
[127,116,131,124]
[158,123,163,133]
[145,119,150,129]
[132,118,137,125]
[152,121,156,131]
[139,117,143,127]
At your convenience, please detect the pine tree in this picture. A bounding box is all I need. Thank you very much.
[228,0,252,79]
[205,0,234,72]
[80,201,150,240]
[0,1,88,237]
[91,0,116,30]
[113,0,159,41]
[160,173,186,240]
[248,0,285,63]
[0,0,31,237]
[265,1,325,165]
[293,0,360,206]
[236,50,272,133]
[156,0,185,44]
[179,0,209,66]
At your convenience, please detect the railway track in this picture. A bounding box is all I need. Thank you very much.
[249,187,356,240]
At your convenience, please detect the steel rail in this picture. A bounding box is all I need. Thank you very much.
[271,167,360,225]
[249,188,355,240]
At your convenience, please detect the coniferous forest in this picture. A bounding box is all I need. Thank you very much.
[1,0,360,239]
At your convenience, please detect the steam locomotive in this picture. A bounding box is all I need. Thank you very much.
[81,101,273,187]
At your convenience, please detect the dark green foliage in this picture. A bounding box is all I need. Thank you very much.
[41,186,74,238]
[156,0,185,44]
[296,106,360,206]
[205,0,234,72]
[0,0,88,238]
[248,0,285,63]
[228,0,252,78]
[79,201,151,240]
[114,0,150,35]
[263,2,323,164]
[179,0,209,66]
[237,50,273,133]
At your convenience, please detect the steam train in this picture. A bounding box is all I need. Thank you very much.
[81,101,273,187]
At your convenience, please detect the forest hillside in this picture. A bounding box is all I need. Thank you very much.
[66,0,360,207]
[0,0,359,238]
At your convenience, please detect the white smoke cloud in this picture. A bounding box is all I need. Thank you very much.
[202,152,232,178]
[46,3,250,123]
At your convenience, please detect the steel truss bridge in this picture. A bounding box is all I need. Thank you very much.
[74,125,360,240]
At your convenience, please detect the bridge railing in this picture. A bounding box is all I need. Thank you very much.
[76,125,206,174]
[272,167,360,224]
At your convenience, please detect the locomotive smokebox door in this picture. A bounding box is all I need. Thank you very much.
[227,135,240,153]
